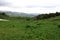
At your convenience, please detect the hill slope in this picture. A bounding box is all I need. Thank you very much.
[0,11,38,17]
[0,16,60,40]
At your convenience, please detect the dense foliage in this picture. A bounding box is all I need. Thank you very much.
[0,12,9,19]
[35,12,60,20]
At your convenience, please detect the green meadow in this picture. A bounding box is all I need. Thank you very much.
[0,16,60,40]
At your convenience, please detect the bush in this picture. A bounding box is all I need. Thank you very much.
[26,18,30,21]
[34,12,60,20]
[26,25,31,28]
[57,25,60,28]
[0,12,9,19]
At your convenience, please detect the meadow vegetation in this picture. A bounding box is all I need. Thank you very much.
[0,12,60,40]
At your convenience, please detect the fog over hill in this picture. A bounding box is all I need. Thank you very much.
[0,11,39,17]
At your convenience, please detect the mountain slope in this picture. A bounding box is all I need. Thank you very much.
[3,11,37,17]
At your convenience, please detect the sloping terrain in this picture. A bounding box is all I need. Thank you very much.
[0,16,60,40]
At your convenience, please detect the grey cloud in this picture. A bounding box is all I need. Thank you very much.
[26,6,39,8]
[0,0,10,6]
[25,5,57,8]
[41,6,57,8]
[0,3,8,6]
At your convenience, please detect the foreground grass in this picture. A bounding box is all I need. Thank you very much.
[0,16,60,40]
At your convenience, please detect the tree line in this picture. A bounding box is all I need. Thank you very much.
[0,12,9,19]
[34,12,60,20]
[0,12,60,20]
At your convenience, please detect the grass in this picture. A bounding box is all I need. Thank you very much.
[0,16,60,40]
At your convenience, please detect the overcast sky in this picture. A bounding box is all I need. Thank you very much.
[0,0,60,14]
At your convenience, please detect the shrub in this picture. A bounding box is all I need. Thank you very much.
[57,25,60,28]
[26,18,30,21]
[34,12,60,20]
[12,25,15,27]
[26,25,31,28]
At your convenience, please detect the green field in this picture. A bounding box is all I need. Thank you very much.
[0,16,60,40]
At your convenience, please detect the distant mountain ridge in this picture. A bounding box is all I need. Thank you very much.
[0,11,38,17]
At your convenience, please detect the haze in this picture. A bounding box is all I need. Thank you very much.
[0,0,60,14]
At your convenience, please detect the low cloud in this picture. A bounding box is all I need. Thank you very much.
[0,0,60,13]
[0,0,11,6]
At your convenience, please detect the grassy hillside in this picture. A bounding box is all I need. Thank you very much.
[0,15,60,40]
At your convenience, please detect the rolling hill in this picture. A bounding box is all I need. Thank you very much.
[0,11,38,17]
